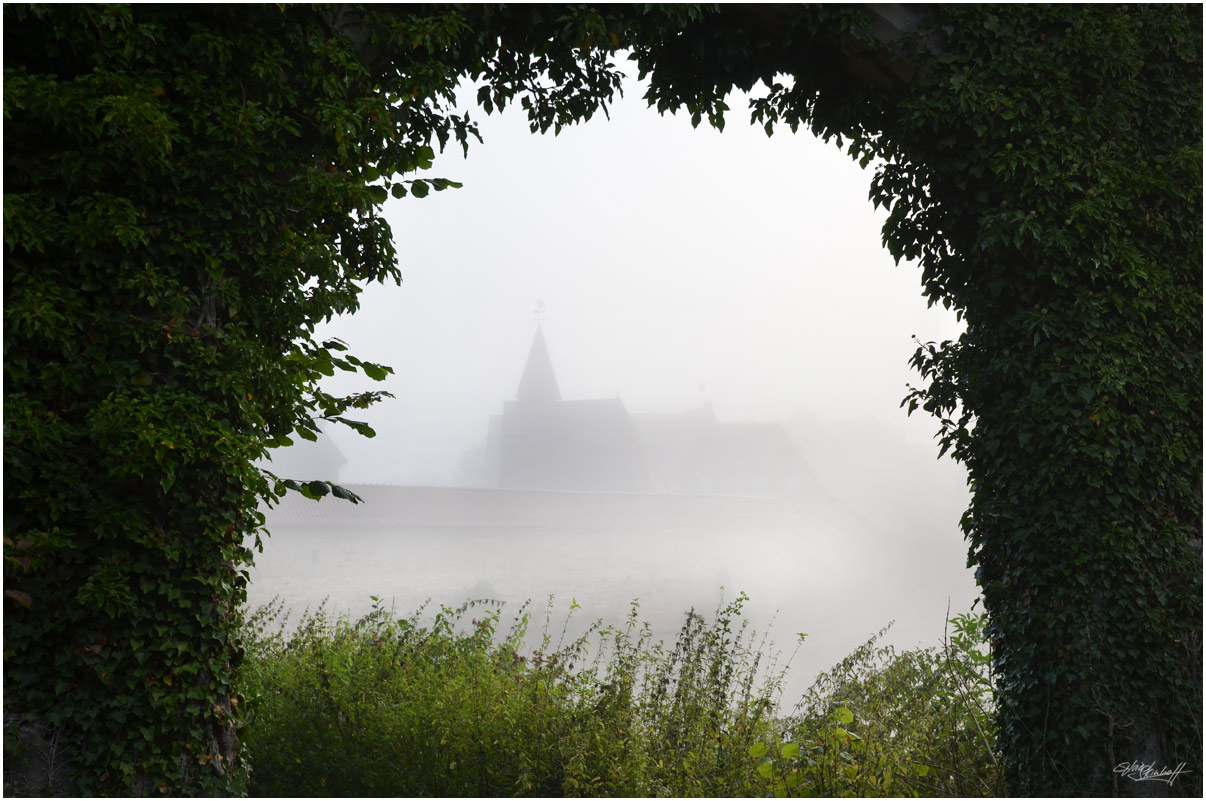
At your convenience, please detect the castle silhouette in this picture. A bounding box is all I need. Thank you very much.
[483,325,808,498]
[262,325,811,533]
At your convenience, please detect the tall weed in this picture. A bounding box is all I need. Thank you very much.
[239,595,1000,797]
[750,612,1003,797]
[240,592,785,796]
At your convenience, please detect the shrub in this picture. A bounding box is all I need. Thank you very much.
[239,592,787,797]
[751,612,1003,797]
[239,595,999,797]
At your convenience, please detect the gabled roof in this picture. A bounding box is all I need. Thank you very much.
[516,324,561,402]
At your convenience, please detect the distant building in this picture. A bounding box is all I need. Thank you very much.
[483,326,809,498]
[255,326,815,611]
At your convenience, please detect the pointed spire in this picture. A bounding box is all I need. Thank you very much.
[517,324,561,402]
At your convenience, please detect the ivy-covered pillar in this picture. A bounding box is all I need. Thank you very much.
[2,5,412,794]
[881,6,1202,795]
[635,5,1201,790]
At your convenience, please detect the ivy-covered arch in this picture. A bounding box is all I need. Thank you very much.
[4,4,1200,796]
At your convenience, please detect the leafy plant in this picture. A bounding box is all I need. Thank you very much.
[749,613,1002,798]
[239,593,1004,798]
[240,592,790,797]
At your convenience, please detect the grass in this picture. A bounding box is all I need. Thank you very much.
[237,593,1001,797]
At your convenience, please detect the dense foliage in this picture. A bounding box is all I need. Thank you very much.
[5,4,1199,795]
[3,5,407,793]
[630,5,1202,794]
[775,613,1000,797]
[879,8,1202,794]
[240,596,999,797]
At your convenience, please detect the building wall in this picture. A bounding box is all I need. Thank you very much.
[489,399,657,493]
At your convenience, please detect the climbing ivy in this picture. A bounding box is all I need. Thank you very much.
[4,4,1200,797]
[884,8,1202,795]
[3,6,408,794]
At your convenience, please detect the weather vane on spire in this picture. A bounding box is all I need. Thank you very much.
[533,299,547,324]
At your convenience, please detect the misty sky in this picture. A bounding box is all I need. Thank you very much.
[295,72,966,486]
[257,71,981,686]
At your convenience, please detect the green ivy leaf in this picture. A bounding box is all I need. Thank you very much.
[300,481,329,499]
[360,362,390,381]
[330,484,362,503]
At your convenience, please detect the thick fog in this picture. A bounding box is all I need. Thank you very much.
[248,76,980,706]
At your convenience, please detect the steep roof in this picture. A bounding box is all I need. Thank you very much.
[516,324,561,402]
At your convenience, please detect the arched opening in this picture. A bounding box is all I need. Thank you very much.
[251,72,980,707]
[6,5,1197,796]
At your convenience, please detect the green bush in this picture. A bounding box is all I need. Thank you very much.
[752,613,1003,797]
[239,595,1000,797]
[240,593,784,797]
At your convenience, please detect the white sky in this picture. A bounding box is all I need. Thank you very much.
[307,74,966,485]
